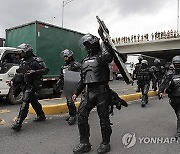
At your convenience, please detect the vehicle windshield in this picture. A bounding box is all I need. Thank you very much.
[125,63,133,68]
[0,51,21,74]
[0,50,3,59]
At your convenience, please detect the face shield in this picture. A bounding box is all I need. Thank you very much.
[141,60,148,68]
[174,63,180,70]
[17,43,33,59]
[79,33,99,50]
[60,49,73,58]
[172,56,180,70]
[17,43,27,50]
[154,59,160,66]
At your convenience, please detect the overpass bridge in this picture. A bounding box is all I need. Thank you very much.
[115,37,180,61]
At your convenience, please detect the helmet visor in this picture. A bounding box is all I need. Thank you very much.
[79,34,99,49]
[60,49,73,57]
[174,63,180,69]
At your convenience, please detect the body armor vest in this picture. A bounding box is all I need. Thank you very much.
[17,57,46,84]
[171,75,180,96]
[61,61,80,74]
[154,66,161,78]
[81,56,110,84]
[136,67,151,81]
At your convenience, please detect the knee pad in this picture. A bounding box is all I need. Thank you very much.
[78,115,88,124]
[67,100,75,106]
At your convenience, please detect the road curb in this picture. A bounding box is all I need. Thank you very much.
[29,91,158,115]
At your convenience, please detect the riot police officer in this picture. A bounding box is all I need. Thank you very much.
[151,59,165,91]
[55,49,81,125]
[11,43,49,131]
[158,63,175,94]
[158,55,180,140]
[133,55,143,92]
[136,60,154,107]
[72,33,113,154]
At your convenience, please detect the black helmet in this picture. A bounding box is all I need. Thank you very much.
[169,64,175,70]
[154,59,160,65]
[172,55,180,70]
[79,33,99,49]
[138,55,143,61]
[141,60,148,66]
[17,43,33,53]
[61,49,73,57]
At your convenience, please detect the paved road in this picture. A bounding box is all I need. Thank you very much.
[1,93,180,154]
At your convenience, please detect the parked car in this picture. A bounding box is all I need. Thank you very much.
[112,62,135,80]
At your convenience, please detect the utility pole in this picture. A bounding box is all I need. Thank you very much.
[62,0,75,28]
[178,0,179,32]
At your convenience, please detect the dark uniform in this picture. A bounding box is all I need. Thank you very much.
[11,43,49,131]
[136,60,154,107]
[72,33,113,154]
[55,49,81,125]
[133,55,143,92]
[151,59,165,91]
[158,56,180,140]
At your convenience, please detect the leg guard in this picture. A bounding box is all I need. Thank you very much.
[100,118,112,144]
[67,97,77,117]
[78,115,90,144]
[30,93,46,122]
[17,101,29,124]
[32,101,45,116]
[12,101,29,131]
[136,85,140,92]
[31,93,44,116]
[177,111,180,135]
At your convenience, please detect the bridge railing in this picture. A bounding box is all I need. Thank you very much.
[113,30,180,45]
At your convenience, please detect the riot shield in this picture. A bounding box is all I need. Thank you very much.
[63,71,80,97]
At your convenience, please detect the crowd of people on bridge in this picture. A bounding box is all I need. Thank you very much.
[112,29,180,44]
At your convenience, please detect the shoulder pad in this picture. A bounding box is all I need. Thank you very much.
[82,56,88,62]
[33,57,43,62]
[73,61,80,65]
[149,67,154,72]
[151,66,156,69]
[172,74,180,79]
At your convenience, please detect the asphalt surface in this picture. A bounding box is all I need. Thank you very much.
[0,80,180,154]
[35,80,137,105]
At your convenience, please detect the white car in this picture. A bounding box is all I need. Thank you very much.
[0,47,22,104]
[116,62,135,79]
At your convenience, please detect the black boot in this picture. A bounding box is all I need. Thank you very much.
[66,116,70,121]
[175,132,180,140]
[11,121,22,131]
[141,94,148,107]
[68,116,76,125]
[97,143,111,154]
[153,87,157,91]
[73,143,91,154]
[136,87,140,92]
[99,119,112,153]
[175,117,180,141]
[33,114,46,122]
[141,101,146,107]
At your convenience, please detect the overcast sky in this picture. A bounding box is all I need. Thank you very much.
[0,0,178,39]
